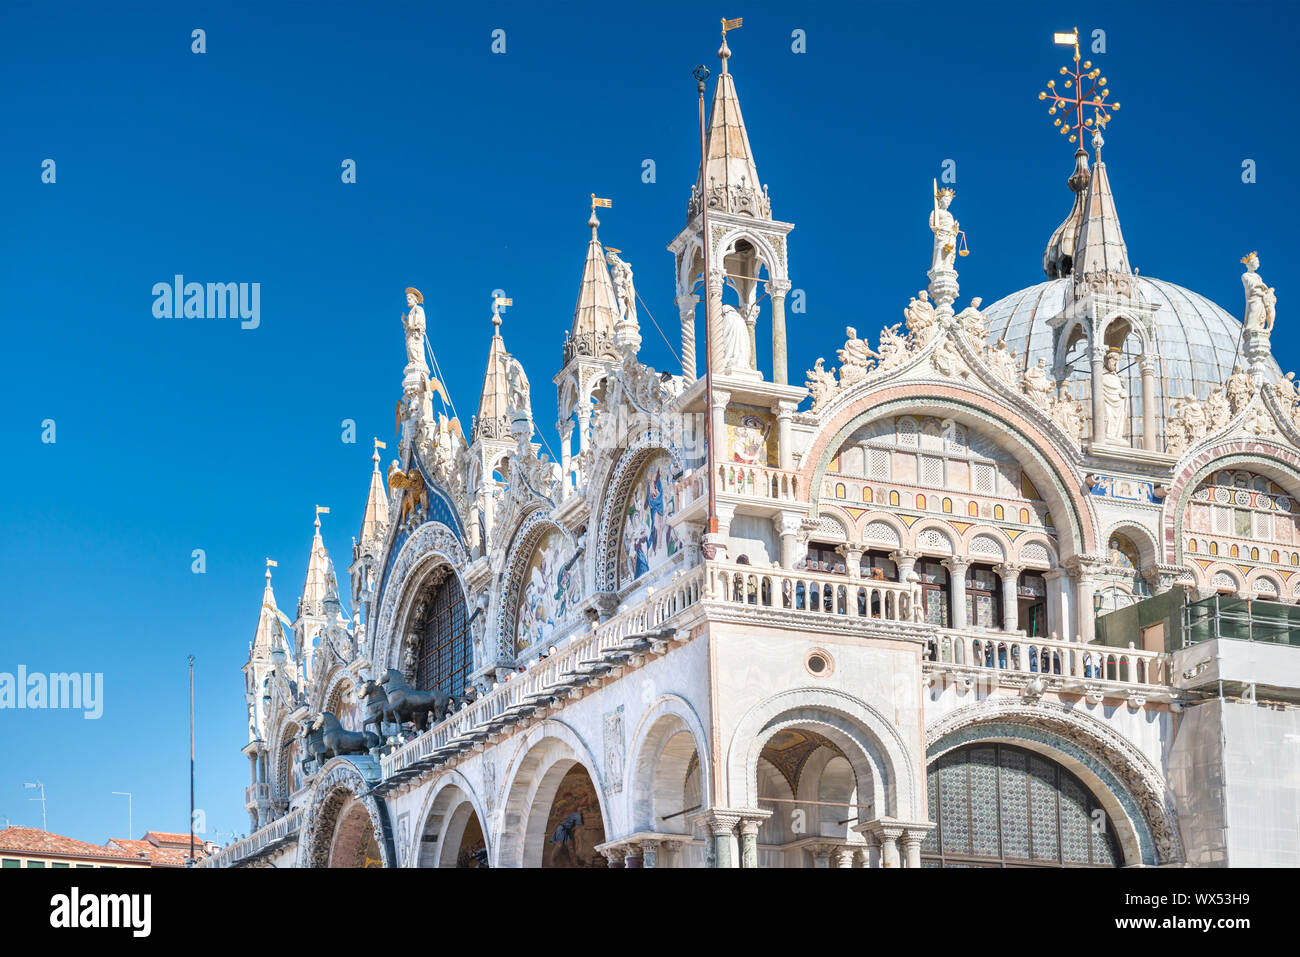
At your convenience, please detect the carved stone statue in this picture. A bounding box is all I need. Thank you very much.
[606,250,638,324]
[507,357,531,415]
[719,303,753,373]
[1167,393,1207,457]
[876,324,909,371]
[837,327,876,387]
[932,338,962,377]
[1207,386,1232,430]
[1100,350,1128,443]
[904,291,938,349]
[1275,371,1297,410]
[929,185,960,273]
[1020,357,1054,412]
[1226,364,1253,416]
[1241,252,1277,334]
[953,297,986,339]
[1050,388,1084,442]
[985,338,1019,387]
[805,358,838,412]
[402,287,429,376]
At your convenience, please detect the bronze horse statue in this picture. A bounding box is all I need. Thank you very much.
[312,711,381,758]
[379,669,463,729]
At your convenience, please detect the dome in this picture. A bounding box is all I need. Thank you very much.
[981,276,1280,447]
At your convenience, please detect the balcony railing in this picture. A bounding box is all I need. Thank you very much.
[705,561,923,624]
[675,463,802,510]
[244,782,271,806]
[198,806,304,868]
[926,630,1169,688]
[381,565,705,782]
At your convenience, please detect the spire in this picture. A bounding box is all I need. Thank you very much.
[472,307,513,442]
[1043,148,1091,278]
[564,203,621,363]
[689,31,770,221]
[300,507,332,619]
[359,439,389,547]
[250,561,282,660]
[1072,132,1133,297]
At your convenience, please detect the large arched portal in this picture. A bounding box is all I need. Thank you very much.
[922,743,1121,867]
[328,799,384,868]
[538,765,607,868]
[414,781,490,868]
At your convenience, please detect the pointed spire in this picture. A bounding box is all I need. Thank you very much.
[300,507,332,619]
[1043,148,1091,278]
[472,307,513,442]
[359,438,389,547]
[252,559,290,663]
[689,32,770,221]
[565,202,621,362]
[1072,132,1133,297]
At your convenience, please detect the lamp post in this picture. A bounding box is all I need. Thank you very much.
[23,781,46,831]
[112,791,133,839]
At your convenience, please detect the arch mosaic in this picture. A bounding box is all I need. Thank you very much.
[594,440,685,593]
[728,687,920,820]
[499,510,584,658]
[298,758,396,869]
[926,700,1183,866]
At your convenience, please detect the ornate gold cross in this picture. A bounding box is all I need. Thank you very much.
[1038,27,1120,146]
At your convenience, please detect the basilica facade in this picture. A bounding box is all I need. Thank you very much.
[206,38,1300,869]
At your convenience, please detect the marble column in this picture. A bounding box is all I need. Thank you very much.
[1044,568,1065,639]
[775,401,796,471]
[1072,564,1099,644]
[640,839,660,869]
[837,543,866,579]
[879,827,902,868]
[1090,347,1107,444]
[707,270,726,372]
[602,846,627,868]
[996,563,1022,633]
[1140,354,1159,451]
[738,815,768,868]
[810,844,832,868]
[577,406,592,456]
[623,844,643,868]
[833,847,855,869]
[710,389,730,487]
[676,292,699,385]
[891,548,921,622]
[942,556,971,630]
[770,280,791,386]
[900,833,923,869]
[774,513,803,569]
[701,810,741,868]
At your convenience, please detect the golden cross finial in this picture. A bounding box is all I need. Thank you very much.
[1038,27,1120,146]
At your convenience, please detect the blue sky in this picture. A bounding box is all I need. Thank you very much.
[2,0,1296,844]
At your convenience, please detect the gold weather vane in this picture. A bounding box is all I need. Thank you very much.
[722,16,742,35]
[591,194,612,209]
[374,438,386,452]
[316,505,330,517]
[266,558,278,569]
[1038,27,1120,146]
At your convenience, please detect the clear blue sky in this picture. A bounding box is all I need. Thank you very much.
[2,0,1296,845]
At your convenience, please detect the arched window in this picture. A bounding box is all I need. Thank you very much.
[414,572,472,698]
[921,743,1121,867]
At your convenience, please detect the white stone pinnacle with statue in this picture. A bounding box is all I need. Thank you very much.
[218,26,1298,871]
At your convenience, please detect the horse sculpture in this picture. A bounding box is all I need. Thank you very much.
[379,669,463,729]
[312,711,381,758]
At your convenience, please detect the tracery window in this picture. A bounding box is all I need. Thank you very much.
[921,743,1121,867]
[414,572,471,698]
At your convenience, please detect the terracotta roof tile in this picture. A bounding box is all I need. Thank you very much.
[0,827,141,862]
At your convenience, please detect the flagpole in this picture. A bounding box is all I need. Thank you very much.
[694,63,719,548]
[187,654,195,865]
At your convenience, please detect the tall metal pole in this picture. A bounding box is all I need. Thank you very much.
[694,64,719,547]
[188,654,196,864]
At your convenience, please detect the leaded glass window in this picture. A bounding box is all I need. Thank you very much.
[415,572,471,699]
[923,743,1121,867]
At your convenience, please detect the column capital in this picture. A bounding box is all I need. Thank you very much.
[767,278,793,297]
[675,292,700,313]
[773,511,805,538]
[1063,555,1107,580]
[941,555,973,574]
[994,562,1024,580]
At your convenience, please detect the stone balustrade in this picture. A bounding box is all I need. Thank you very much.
[926,629,1170,689]
[706,560,923,624]
[198,806,304,868]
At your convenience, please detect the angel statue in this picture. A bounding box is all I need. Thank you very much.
[805,358,839,412]
[904,291,938,349]
[507,357,531,416]
[402,287,429,376]
[1241,252,1277,334]
[929,181,962,273]
[953,298,986,339]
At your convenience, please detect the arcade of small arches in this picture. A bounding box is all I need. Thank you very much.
[297,693,1157,868]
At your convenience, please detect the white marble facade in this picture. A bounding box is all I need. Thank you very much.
[212,44,1300,870]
